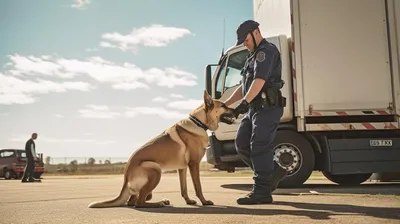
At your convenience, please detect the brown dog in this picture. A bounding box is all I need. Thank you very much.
[88,90,235,208]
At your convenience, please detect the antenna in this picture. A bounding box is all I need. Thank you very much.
[221,17,226,56]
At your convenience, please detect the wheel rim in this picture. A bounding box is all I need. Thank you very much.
[274,143,303,177]
[4,171,10,179]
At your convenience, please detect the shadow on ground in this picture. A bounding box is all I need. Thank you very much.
[131,200,400,221]
[220,182,400,196]
[133,204,339,220]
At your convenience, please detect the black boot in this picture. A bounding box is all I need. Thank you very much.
[236,192,273,205]
[270,161,288,192]
[237,185,273,205]
[28,177,41,182]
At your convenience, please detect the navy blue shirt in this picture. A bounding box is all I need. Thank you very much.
[241,39,282,98]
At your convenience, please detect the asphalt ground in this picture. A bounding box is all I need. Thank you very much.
[0,174,399,224]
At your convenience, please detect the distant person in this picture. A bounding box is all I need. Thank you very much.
[21,133,41,183]
[224,20,287,204]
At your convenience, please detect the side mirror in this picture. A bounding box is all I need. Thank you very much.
[205,64,217,97]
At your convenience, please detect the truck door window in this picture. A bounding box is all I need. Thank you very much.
[224,50,248,91]
[0,150,14,158]
[17,151,26,158]
[215,58,227,99]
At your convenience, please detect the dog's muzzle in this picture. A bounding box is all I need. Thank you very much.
[220,113,236,125]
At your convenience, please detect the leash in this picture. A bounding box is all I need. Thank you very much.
[189,115,208,131]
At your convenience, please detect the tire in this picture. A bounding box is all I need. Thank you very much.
[322,172,372,186]
[273,130,315,188]
[4,169,14,180]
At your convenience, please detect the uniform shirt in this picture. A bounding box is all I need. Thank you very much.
[25,139,36,159]
[241,38,282,99]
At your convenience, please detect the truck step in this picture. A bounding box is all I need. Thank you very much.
[220,155,241,162]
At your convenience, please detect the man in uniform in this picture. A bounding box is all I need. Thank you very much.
[223,20,287,204]
[21,133,41,183]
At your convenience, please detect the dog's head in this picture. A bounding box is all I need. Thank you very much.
[198,90,236,131]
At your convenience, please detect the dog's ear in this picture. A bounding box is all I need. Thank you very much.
[203,89,214,111]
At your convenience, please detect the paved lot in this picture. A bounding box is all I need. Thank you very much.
[0,174,399,224]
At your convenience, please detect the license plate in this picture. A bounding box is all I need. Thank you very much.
[369,140,392,147]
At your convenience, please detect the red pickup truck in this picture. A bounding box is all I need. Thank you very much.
[0,149,45,179]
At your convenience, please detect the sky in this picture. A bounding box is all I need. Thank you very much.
[0,0,253,162]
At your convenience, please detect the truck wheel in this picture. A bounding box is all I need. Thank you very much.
[4,169,15,180]
[322,172,372,186]
[273,130,315,188]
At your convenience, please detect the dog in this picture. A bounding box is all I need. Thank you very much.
[88,90,236,208]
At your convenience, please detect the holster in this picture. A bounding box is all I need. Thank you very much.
[250,88,286,110]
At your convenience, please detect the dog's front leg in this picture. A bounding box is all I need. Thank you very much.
[188,162,213,206]
[178,168,197,205]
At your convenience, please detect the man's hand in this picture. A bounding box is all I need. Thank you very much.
[234,100,249,118]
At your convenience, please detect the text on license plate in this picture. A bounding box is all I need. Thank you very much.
[369,140,392,147]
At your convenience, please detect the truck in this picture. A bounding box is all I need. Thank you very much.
[205,0,400,187]
[0,149,45,179]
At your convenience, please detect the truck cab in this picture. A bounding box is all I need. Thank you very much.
[205,35,310,186]
[206,35,293,140]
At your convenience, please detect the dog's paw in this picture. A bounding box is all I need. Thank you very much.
[201,200,214,206]
[161,199,170,206]
[186,199,197,205]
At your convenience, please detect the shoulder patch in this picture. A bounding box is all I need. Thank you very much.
[256,51,265,62]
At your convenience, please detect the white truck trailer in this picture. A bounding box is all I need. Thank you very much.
[205,0,400,187]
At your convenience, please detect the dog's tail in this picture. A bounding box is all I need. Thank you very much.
[88,178,130,208]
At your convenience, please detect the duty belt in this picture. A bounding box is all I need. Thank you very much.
[250,88,286,110]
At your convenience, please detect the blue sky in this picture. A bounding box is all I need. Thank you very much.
[0,0,253,162]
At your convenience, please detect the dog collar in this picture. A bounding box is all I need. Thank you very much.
[189,115,208,130]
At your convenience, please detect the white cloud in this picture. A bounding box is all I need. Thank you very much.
[167,99,203,110]
[71,0,90,9]
[0,93,35,105]
[0,73,94,105]
[152,97,168,102]
[4,54,197,90]
[100,41,117,49]
[54,114,64,118]
[100,24,193,51]
[142,67,197,88]
[151,94,203,110]
[79,104,121,119]
[78,104,188,120]
[7,55,68,78]
[170,93,184,98]
[112,82,149,91]
[124,107,188,120]
[86,104,110,111]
